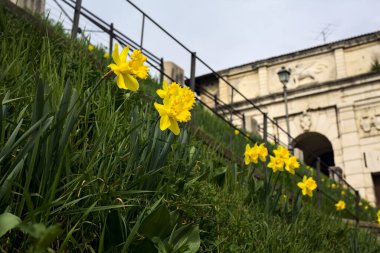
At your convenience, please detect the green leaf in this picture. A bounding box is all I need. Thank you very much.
[130,238,157,253]
[139,204,171,239]
[31,73,45,125]
[19,223,62,253]
[104,210,126,250]
[170,225,200,253]
[152,236,169,253]
[0,212,21,238]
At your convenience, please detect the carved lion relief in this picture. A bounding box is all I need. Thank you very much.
[281,58,334,88]
[291,62,328,85]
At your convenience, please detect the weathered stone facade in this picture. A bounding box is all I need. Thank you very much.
[196,31,380,205]
[10,0,45,14]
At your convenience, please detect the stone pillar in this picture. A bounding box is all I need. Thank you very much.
[334,48,347,79]
[258,66,269,96]
[338,105,375,203]
[218,77,230,104]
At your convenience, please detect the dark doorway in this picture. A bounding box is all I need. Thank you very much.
[293,132,335,175]
[372,173,380,208]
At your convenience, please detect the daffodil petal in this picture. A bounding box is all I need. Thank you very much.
[112,43,120,65]
[120,46,129,63]
[116,74,127,89]
[108,63,119,72]
[157,89,166,98]
[160,115,171,131]
[169,118,180,135]
[245,156,250,165]
[123,74,139,91]
[154,103,167,116]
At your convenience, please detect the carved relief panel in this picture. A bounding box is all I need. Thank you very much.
[267,52,336,93]
[355,101,380,138]
[299,112,312,131]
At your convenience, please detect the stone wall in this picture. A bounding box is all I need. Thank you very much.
[10,0,45,14]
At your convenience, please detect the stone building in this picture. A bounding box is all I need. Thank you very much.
[195,31,380,205]
[10,0,45,14]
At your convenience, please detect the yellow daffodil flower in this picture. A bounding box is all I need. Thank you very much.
[335,200,346,211]
[331,183,337,189]
[377,210,380,224]
[365,205,369,210]
[297,176,317,197]
[104,52,110,59]
[245,144,259,165]
[244,143,267,165]
[129,49,149,79]
[234,129,240,135]
[341,190,346,195]
[257,143,268,162]
[154,82,195,135]
[273,146,291,159]
[268,155,284,173]
[108,43,149,91]
[88,44,95,52]
[359,201,363,207]
[156,80,171,99]
[284,156,300,175]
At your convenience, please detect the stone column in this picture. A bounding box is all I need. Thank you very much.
[218,77,230,104]
[258,66,269,96]
[334,48,347,79]
[338,105,375,202]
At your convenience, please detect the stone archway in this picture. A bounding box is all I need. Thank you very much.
[293,132,335,175]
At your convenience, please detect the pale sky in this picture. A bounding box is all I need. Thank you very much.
[46,0,380,76]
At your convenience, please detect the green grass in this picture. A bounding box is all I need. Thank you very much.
[1,2,380,252]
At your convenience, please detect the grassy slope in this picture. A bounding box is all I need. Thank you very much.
[0,2,379,252]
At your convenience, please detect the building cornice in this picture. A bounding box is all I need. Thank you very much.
[196,30,380,82]
[229,72,380,112]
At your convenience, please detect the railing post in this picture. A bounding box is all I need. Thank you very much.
[316,157,321,209]
[242,114,246,130]
[140,14,145,50]
[263,113,270,206]
[230,89,234,123]
[190,52,196,91]
[263,113,268,181]
[71,0,82,39]
[354,190,360,253]
[160,58,164,85]
[109,23,114,56]
[214,94,218,111]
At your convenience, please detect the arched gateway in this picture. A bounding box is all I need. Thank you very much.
[293,132,335,175]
